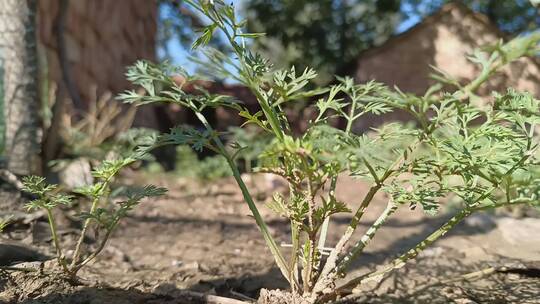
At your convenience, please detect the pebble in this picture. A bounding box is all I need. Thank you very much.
[57,158,93,190]
[464,213,496,231]
[496,217,540,246]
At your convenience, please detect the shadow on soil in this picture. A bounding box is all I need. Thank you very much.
[10,272,287,304]
[129,208,498,273]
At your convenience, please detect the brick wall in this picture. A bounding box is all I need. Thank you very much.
[354,3,540,132]
[37,0,157,108]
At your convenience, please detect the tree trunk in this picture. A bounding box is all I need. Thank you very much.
[0,0,40,176]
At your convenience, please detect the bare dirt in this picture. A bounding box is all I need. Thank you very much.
[1,173,539,303]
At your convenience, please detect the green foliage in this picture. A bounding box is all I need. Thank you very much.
[174,144,231,180]
[228,126,272,172]
[22,155,166,278]
[244,0,400,83]
[120,1,540,301]
[0,216,12,233]
[153,127,271,180]
[23,176,74,210]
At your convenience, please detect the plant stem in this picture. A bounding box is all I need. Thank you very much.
[337,199,398,273]
[313,183,381,295]
[345,95,357,134]
[70,182,108,268]
[318,177,338,252]
[76,221,118,271]
[289,220,300,294]
[314,137,424,295]
[194,112,298,289]
[303,175,319,291]
[46,208,68,273]
[336,207,473,292]
[336,195,533,294]
[186,0,286,142]
[308,235,319,291]
[463,61,503,98]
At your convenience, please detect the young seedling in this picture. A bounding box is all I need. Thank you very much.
[119,1,540,302]
[0,215,11,232]
[22,157,166,279]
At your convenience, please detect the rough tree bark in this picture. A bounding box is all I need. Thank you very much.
[0,0,40,177]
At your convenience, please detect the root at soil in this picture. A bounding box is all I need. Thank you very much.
[257,289,309,304]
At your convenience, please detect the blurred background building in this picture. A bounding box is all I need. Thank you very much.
[354,2,540,131]
[356,3,540,96]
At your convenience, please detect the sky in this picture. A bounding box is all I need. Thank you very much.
[159,1,425,73]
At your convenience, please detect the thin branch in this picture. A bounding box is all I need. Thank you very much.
[70,180,111,269]
[337,199,398,272]
[46,208,69,273]
[75,221,117,271]
[194,111,299,290]
[336,185,534,294]
[313,140,421,295]
[317,176,338,252]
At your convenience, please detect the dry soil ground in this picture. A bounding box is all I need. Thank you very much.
[0,173,539,303]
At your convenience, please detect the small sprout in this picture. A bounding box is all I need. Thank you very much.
[0,216,12,232]
[21,156,165,278]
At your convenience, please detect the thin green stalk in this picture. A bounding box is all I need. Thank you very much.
[462,61,503,98]
[313,183,381,294]
[306,233,319,292]
[255,91,285,141]
[317,217,330,250]
[46,208,68,273]
[194,112,297,289]
[70,181,110,268]
[345,95,358,134]
[289,220,300,294]
[75,222,118,272]
[336,157,533,294]
[186,0,285,141]
[313,96,367,289]
[337,199,398,273]
[302,238,315,292]
[304,174,320,291]
[317,176,338,263]
[336,207,473,293]
[313,139,425,295]
[70,197,98,267]
[319,176,338,245]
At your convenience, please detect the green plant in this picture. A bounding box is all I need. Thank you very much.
[228,126,272,172]
[168,127,269,180]
[22,157,166,279]
[0,215,11,233]
[174,144,231,180]
[119,1,540,301]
